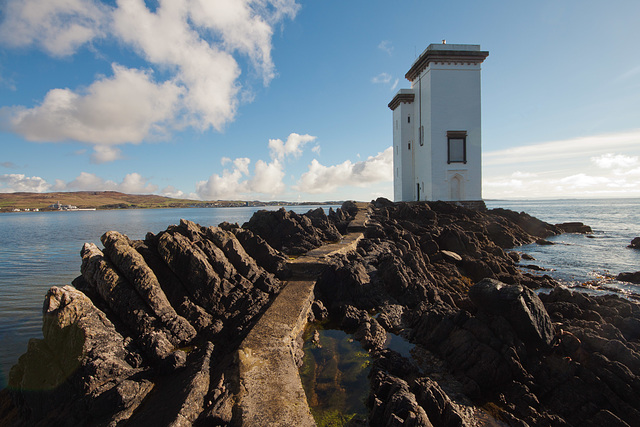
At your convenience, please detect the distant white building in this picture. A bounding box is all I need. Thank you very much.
[389,42,488,204]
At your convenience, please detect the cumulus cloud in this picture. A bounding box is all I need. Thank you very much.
[268,133,316,161]
[5,64,182,145]
[196,164,249,200]
[0,0,109,57]
[0,174,51,193]
[295,147,393,194]
[161,185,185,199]
[0,0,299,152]
[249,159,285,194]
[196,132,314,199]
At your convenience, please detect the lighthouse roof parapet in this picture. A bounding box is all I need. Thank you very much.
[388,89,415,111]
[405,43,489,82]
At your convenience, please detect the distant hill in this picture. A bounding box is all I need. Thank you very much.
[0,191,206,211]
[0,191,341,212]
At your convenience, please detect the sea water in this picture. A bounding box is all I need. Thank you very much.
[485,199,640,298]
[0,205,334,389]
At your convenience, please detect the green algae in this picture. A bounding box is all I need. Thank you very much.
[300,323,370,426]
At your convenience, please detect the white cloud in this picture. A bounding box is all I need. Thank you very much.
[390,78,399,92]
[295,147,393,194]
[91,145,123,164]
[249,159,285,195]
[61,171,157,193]
[1,162,18,169]
[484,129,640,167]
[591,153,638,170]
[196,132,315,199]
[196,165,248,200]
[371,73,392,84]
[233,157,251,175]
[0,170,160,194]
[483,130,640,199]
[118,172,158,194]
[161,185,185,199]
[195,155,287,200]
[0,0,109,57]
[0,174,51,193]
[378,40,393,55]
[268,133,316,161]
[4,64,182,145]
[0,0,299,150]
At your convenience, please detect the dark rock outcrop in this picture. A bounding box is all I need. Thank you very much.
[628,237,640,249]
[242,206,345,255]
[556,222,593,234]
[4,200,640,427]
[617,271,640,284]
[4,217,287,426]
[468,278,555,349]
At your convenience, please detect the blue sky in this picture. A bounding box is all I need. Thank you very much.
[1,0,640,201]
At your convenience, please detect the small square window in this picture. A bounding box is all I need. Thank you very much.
[447,131,467,164]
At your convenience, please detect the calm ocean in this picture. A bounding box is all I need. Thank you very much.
[1,199,639,389]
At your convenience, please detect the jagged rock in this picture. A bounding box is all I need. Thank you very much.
[310,300,328,321]
[628,237,640,249]
[204,226,281,294]
[368,370,432,427]
[8,286,152,425]
[617,271,640,284]
[536,238,554,245]
[81,243,184,366]
[242,207,342,255]
[412,377,466,427]
[490,208,560,238]
[354,317,387,350]
[101,231,197,345]
[156,231,226,315]
[232,227,290,279]
[377,304,405,333]
[126,342,214,426]
[469,278,555,348]
[133,240,215,334]
[556,222,593,234]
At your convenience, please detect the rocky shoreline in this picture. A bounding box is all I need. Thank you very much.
[1,200,639,426]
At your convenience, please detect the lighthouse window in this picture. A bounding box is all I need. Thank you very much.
[408,115,411,123]
[447,131,467,164]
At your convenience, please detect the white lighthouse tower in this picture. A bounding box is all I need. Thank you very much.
[389,42,488,206]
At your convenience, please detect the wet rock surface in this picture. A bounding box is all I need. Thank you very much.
[3,199,640,426]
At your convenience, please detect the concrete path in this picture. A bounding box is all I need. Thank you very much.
[236,203,370,426]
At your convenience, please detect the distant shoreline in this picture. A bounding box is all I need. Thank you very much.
[0,191,343,213]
